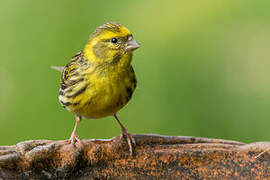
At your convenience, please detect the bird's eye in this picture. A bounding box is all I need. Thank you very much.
[111,38,118,43]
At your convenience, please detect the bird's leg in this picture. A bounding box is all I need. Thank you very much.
[68,115,81,145]
[114,114,136,155]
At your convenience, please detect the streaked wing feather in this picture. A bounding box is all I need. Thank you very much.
[61,51,84,89]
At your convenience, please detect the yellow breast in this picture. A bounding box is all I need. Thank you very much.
[67,65,136,119]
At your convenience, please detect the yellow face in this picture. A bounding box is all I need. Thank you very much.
[84,22,140,64]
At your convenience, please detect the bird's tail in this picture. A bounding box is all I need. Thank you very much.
[51,66,64,72]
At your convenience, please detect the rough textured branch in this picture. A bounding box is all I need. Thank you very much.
[0,134,270,179]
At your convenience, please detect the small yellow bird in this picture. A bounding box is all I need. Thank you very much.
[52,22,140,155]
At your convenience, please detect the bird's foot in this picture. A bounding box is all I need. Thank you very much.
[67,132,81,145]
[121,129,136,156]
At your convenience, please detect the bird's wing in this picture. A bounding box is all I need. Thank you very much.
[61,51,85,89]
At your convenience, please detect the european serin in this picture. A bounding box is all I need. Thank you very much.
[52,22,140,155]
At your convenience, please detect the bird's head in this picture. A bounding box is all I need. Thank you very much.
[84,22,140,65]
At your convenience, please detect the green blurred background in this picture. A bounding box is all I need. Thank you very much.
[1,0,270,145]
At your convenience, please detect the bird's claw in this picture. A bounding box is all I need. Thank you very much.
[121,129,136,156]
[67,132,81,146]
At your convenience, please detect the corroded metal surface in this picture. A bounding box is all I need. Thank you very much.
[0,134,270,179]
